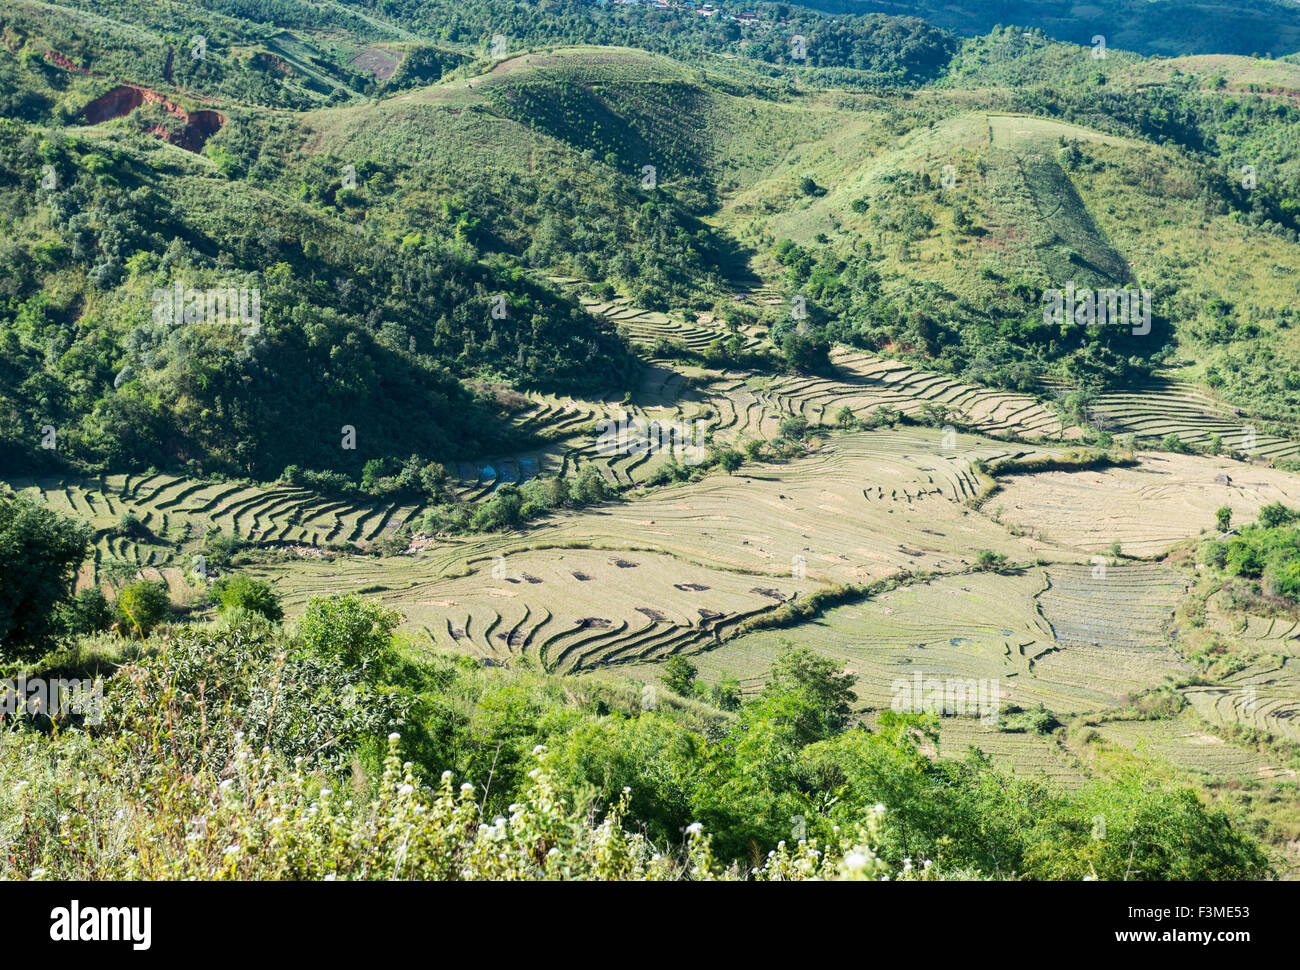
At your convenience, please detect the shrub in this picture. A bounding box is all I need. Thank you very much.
[571,468,608,505]
[115,512,147,538]
[297,594,401,670]
[214,576,284,623]
[714,448,744,474]
[113,580,172,639]
[1199,541,1227,568]
[470,484,524,532]
[778,415,810,441]
[57,587,114,637]
[201,529,248,569]
[107,620,405,775]
[662,655,698,696]
[1267,559,1300,601]
[1216,506,1232,532]
[1258,502,1297,529]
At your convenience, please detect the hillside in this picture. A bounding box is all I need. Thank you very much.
[807,0,1300,57]
[1,0,1299,887]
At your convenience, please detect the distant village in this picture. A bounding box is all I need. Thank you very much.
[601,0,800,29]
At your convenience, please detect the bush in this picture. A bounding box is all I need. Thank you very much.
[201,529,248,569]
[778,415,810,441]
[214,576,283,623]
[114,580,172,639]
[297,594,400,670]
[116,512,148,538]
[469,484,524,532]
[57,587,114,637]
[781,330,831,375]
[1216,506,1232,532]
[999,703,1061,735]
[714,448,744,474]
[1199,540,1227,568]
[1225,539,1267,578]
[662,656,698,695]
[571,468,608,505]
[1269,560,1300,600]
[106,620,405,775]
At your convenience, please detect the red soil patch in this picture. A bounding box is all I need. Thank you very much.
[252,51,294,75]
[81,84,224,153]
[44,50,89,73]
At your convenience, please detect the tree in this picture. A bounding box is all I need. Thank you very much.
[662,655,698,696]
[715,448,744,474]
[756,642,858,744]
[835,405,855,427]
[705,675,742,711]
[1216,505,1232,532]
[976,549,1008,572]
[781,330,831,375]
[778,415,810,440]
[298,594,400,669]
[0,496,92,656]
[571,468,608,505]
[1258,502,1297,529]
[114,580,172,639]
[215,575,284,623]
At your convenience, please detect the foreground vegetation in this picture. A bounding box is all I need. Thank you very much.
[0,598,1274,880]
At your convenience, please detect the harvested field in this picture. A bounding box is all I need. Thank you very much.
[623,568,1188,716]
[993,453,1300,556]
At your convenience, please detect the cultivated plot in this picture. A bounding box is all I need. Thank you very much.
[993,454,1300,556]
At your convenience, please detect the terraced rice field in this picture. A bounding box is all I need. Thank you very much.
[1183,659,1300,742]
[784,350,1076,440]
[246,546,817,673]
[5,472,419,590]
[1091,715,1295,782]
[1205,608,1300,658]
[1089,382,1300,462]
[911,715,1092,789]
[581,293,768,358]
[1037,564,1186,650]
[993,453,1300,556]
[459,355,1069,495]
[450,289,1083,498]
[245,427,1063,666]
[460,360,710,494]
[433,428,1058,585]
[8,423,1048,600]
[621,567,1187,716]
